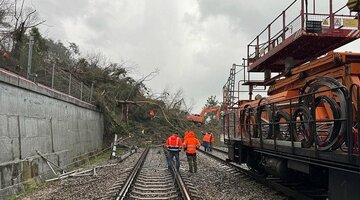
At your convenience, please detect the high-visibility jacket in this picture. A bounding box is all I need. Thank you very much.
[183,131,200,154]
[184,131,190,141]
[202,133,211,142]
[165,134,183,151]
[208,132,215,143]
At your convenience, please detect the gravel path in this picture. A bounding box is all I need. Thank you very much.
[23,149,143,200]
[179,150,287,200]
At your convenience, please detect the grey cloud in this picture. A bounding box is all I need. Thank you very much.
[25,0,355,113]
[33,0,89,18]
[196,0,272,34]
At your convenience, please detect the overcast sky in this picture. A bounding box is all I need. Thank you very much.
[28,0,357,113]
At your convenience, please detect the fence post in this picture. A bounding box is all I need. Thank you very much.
[111,134,118,159]
[27,34,34,79]
[51,64,55,89]
[80,82,83,100]
[90,82,94,102]
[68,74,72,95]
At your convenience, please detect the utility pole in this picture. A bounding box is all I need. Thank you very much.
[27,34,34,79]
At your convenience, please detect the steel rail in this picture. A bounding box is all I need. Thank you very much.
[116,147,150,200]
[211,147,228,154]
[164,149,192,200]
[199,149,317,200]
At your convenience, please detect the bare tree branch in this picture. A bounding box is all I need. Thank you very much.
[16,0,25,22]
[26,19,45,28]
[125,69,159,100]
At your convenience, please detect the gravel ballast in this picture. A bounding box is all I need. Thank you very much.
[22,146,287,200]
[179,148,287,200]
[23,149,143,200]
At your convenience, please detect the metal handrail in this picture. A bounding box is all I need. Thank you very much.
[246,0,358,65]
[224,85,350,153]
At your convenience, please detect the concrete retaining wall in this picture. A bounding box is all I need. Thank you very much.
[0,68,104,199]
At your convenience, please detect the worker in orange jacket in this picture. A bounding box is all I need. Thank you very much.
[208,132,215,152]
[165,132,183,171]
[183,130,190,142]
[183,131,201,173]
[202,132,211,152]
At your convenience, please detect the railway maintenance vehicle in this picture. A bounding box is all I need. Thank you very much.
[223,1,360,199]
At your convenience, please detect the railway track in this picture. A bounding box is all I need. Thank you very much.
[211,146,228,154]
[110,147,199,200]
[200,147,327,200]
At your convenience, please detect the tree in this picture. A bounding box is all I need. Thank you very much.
[204,95,220,108]
[0,2,189,144]
[10,0,45,59]
[0,0,12,50]
[203,95,220,124]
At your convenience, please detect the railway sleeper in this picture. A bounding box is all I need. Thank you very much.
[128,194,179,200]
[133,187,175,192]
[134,182,174,188]
[131,191,178,196]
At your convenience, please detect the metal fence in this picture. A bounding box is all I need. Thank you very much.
[0,58,94,103]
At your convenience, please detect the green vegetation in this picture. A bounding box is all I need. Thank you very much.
[9,178,45,200]
[0,0,222,145]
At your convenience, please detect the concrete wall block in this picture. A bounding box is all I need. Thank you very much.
[24,98,45,118]
[51,120,61,152]
[57,151,71,167]
[37,118,50,137]
[7,74,19,86]
[0,71,9,83]
[34,154,58,178]
[18,116,25,139]
[52,120,70,152]
[17,78,32,91]
[0,85,19,115]
[36,85,51,96]
[0,161,23,189]
[0,164,13,189]
[0,184,25,200]
[21,117,52,157]
[0,73,104,195]
[40,136,52,155]
[25,82,37,93]
[0,114,8,138]
[8,116,19,139]
[8,162,21,186]
[21,137,43,158]
[24,117,38,138]
[0,139,16,163]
